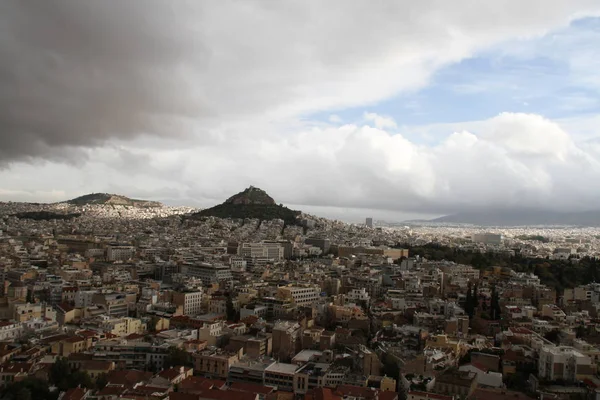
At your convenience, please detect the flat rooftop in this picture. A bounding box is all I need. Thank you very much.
[265,362,298,375]
[292,349,322,364]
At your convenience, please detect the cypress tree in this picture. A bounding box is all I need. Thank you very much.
[491,285,501,320]
[473,282,479,310]
[465,281,474,318]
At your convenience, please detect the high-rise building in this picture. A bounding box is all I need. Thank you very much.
[366,217,373,228]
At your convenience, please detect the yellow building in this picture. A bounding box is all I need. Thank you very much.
[101,317,146,337]
[368,375,397,392]
[80,360,115,380]
[12,303,42,322]
[150,317,170,332]
[328,304,367,322]
[51,335,93,357]
[237,289,258,306]
[425,335,465,357]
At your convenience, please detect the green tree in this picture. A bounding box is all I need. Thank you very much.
[70,371,93,389]
[49,358,71,391]
[490,285,501,321]
[544,330,560,344]
[382,359,400,391]
[14,388,32,400]
[1,377,56,400]
[96,373,108,391]
[49,358,94,391]
[226,295,236,321]
[26,289,35,304]
[163,347,192,369]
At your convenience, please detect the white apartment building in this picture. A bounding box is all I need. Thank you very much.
[106,245,135,262]
[230,257,247,271]
[0,321,23,341]
[512,272,541,286]
[264,362,297,391]
[346,288,371,305]
[75,290,98,308]
[198,321,226,346]
[459,364,503,388]
[441,264,481,282]
[173,290,203,316]
[240,305,267,320]
[86,248,106,258]
[239,242,284,261]
[182,263,233,285]
[277,285,321,307]
[573,339,600,364]
[538,345,595,381]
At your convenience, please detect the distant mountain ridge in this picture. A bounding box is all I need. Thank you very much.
[65,193,162,208]
[420,209,600,226]
[191,186,301,225]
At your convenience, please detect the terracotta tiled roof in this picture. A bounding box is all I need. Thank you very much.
[80,360,113,371]
[179,376,226,392]
[97,385,127,396]
[408,391,454,400]
[306,387,341,400]
[60,387,87,400]
[229,382,275,395]
[335,385,398,400]
[157,366,191,381]
[468,388,534,400]
[56,302,75,313]
[0,362,33,374]
[105,369,153,387]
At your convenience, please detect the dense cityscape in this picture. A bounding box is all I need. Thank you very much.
[0,188,598,400]
[3,2,600,400]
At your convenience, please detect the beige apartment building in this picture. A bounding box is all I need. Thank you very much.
[193,348,242,379]
[229,334,272,358]
[538,345,595,381]
[272,320,301,361]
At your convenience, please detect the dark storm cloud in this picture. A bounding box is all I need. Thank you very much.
[0,1,211,163]
[3,0,598,167]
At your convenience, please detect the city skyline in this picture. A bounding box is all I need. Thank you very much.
[2,2,600,222]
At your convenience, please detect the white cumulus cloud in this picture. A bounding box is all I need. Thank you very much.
[2,112,600,219]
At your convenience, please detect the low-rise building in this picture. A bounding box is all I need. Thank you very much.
[193,348,241,379]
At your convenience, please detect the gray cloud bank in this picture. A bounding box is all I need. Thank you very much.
[2,0,598,163]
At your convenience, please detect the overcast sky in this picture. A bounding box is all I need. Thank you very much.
[2,1,600,222]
